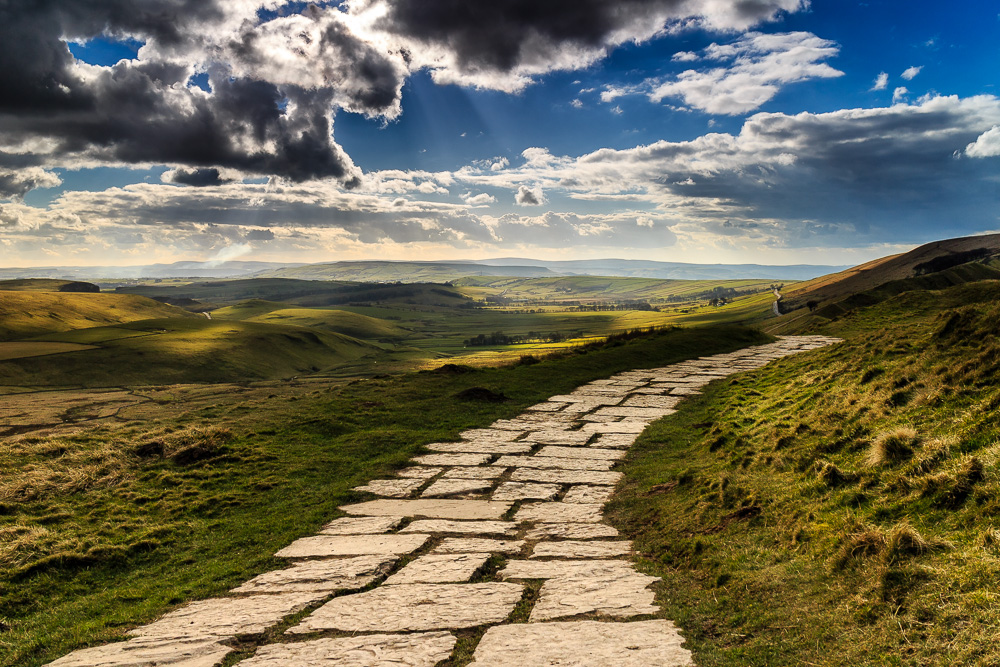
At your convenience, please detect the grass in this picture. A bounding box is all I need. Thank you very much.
[607,279,1000,665]
[0,343,97,361]
[0,323,769,666]
[0,319,381,387]
[0,291,196,341]
[212,302,411,341]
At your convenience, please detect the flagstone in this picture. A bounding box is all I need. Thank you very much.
[493,456,613,471]
[352,478,424,497]
[468,620,693,666]
[341,499,511,520]
[426,441,532,455]
[510,469,622,485]
[236,632,456,667]
[524,523,620,540]
[562,485,615,504]
[396,467,443,479]
[233,556,395,594]
[442,466,506,479]
[45,638,232,667]
[319,516,403,535]
[536,446,625,460]
[433,538,526,554]
[530,540,631,559]
[514,503,604,523]
[411,453,491,467]
[384,553,490,585]
[421,478,493,497]
[401,519,517,536]
[287,583,523,633]
[529,571,659,621]
[492,481,560,501]
[275,534,429,559]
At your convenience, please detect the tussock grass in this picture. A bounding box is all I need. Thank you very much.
[866,427,918,466]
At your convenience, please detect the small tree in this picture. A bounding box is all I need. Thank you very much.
[807,300,819,312]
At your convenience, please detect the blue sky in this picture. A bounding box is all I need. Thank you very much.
[1,0,998,267]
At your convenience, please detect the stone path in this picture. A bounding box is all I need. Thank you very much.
[47,336,839,667]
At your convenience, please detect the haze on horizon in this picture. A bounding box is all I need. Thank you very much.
[0,0,997,270]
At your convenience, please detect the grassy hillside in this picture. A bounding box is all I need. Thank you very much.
[610,278,1000,665]
[260,260,557,281]
[0,324,769,667]
[212,301,411,340]
[0,291,196,341]
[0,319,379,386]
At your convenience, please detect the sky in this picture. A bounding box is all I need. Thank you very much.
[0,0,998,268]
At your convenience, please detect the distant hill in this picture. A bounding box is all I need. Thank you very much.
[0,290,198,341]
[260,261,558,281]
[0,260,303,281]
[473,258,848,281]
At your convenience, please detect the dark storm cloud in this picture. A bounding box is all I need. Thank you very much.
[163,168,233,187]
[372,0,804,78]
[0,168,61,200]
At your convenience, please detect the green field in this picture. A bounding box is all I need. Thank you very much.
[0,324,768,667]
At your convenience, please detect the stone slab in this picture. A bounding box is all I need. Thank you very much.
[526,401,570,412]
[287,583,523,633]
[493,456,613,471]
[514,503,605,523]
[520,430,593,446]
[237,632,456,667]
[622,395,682,409]
[580,421,649,434]
[433,538,526,555]
[501,560,637,580]
[525,523,620,540]
[592,406,674,419]
[384,553,490,585]
[562,485,615,504]
[319,516,404,535]
[275,534,429,558]
[46,638,232,667]
[468,620,693,666]
[396,467,443,479]
[460,428,522,441]
[131,592,325,641]
[233,556,395,595]
[411,453,491,467]
[442,467,505,479]
[352,479,424,498]
[426,441,532,455]
[401,520,517,536]
[511,469,622,486]
[530,540,631,559]
[341,499,511,520]
[591,433,639,449]
[530,571,659,620]
[492,482,560,502]
[536,446,625,461]
[421,478,493,497]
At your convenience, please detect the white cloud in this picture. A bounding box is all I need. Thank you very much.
[647,32,843,115]
[966,126,1000,158]
[611,105,624,115]
[515,185,546,206]
[463,192,497,206]
[901,66,923,81]
[893,86,909,103]
[490,157,510,172]
[570,98,584,108]
[872,72,889,91]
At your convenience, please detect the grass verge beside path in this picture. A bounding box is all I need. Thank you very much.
[609,281,1000,666]
[0,323,768,667]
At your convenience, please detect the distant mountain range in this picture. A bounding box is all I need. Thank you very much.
[0,258,848,282]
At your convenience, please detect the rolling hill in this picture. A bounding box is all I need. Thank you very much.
[212,300,411,340]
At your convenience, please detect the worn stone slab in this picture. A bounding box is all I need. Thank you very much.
[341,499,512,520]
[426,441,532,455]
[233,556,395,594]
[577,413,626,423]
[511,469,622,486]
[531,540,631,559]
[580,421,649,434]
[411,453,491,467]
[536,446,625,461]
[591,433,639,449]
[622,395,682,409]
[501,560,637,580]
[562,485,615,504]
[421,478,493,497]
[402,520,517,536]
[492,482,560,501]
[468,620,693,666]
[46,638,232,667]
[531,572,659,620]
[493,455,613,471]
[352,478,424,497]
[275,534,429,558]
[592,406,674,419]
[526,401,570,412]
[237,632,456,667]
[131,592,325,641]
[384,553,490,584]
[319,516,404,535]
[442,466,505,479]
[460,428,522,441]
[668,386,701,396]
[396,467,443,479]
[287,583,523,633]
[515,503,604,523]
[433,538,525,554]
[525,523,620,540]
[520,430,592,446]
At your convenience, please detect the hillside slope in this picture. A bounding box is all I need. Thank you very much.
[0,291,197,341]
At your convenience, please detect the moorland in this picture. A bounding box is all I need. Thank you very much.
[3,233,1000,666]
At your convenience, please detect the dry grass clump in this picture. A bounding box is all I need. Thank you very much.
[867,427,918,466]
[816,461,857,487]
[978,528,1000,550]
[834,521,949,569]
[909,438,953,475]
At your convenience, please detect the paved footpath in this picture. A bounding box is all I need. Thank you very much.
[48,336,839,667]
